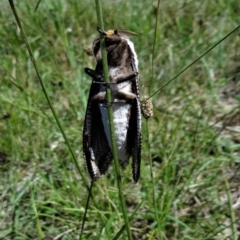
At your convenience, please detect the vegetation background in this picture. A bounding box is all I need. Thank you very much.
[1,0,240,239]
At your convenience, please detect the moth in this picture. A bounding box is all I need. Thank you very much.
[83,28,141,183]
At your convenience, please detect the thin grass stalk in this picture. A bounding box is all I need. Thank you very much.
[94,1,132,239]
[79,181,94,240]
[150,0,161,96]
[145,119,161,238]
[149,0,161,237]
[8,0,89,190]
[113,197,145,240]
[224,177,238,240]
[155,105,189,235]
[34,0,42,12]
[159,171,182,224]
[149,25,240,99]
[30,186,44,239]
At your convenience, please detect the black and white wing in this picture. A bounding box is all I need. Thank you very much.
[82,68,112,180]
[127,62,142,183]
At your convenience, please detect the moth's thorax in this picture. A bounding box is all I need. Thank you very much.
[93,35,138,70]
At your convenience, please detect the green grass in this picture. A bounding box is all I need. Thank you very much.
[1,0,240,239]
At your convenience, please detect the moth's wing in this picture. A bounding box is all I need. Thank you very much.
[127,98,141,183]
[127,65,142,183]
[83,69,112,180]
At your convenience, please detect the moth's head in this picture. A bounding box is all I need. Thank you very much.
[98,28,137,38]
[92,28,137,59]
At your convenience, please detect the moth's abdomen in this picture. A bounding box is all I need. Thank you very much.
[113,103,131,168]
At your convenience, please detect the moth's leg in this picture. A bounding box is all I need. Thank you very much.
[110,81,137,100]
[85,69,138,88]
[115,91,137,100]
[97,72,138,87]
[115,72,138,84]
[85,68,110,87]
[92,93,112,109]
[111,72,139,100]
[92,91,136,107]
[85,68,102,81]
[92,91,129,108]
[92,92,106,101]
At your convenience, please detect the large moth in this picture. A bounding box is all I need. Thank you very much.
[83,28,141,183]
